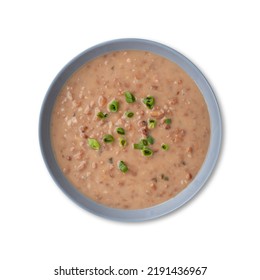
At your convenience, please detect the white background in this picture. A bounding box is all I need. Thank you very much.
[1,0,259,279]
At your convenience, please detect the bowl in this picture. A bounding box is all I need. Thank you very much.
[39,38,222,222]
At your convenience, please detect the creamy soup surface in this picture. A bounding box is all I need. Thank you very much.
[51,50,210,209]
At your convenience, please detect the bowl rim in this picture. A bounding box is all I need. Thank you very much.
[39,38,222,222]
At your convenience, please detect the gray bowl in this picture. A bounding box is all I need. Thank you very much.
[39,38,222,222]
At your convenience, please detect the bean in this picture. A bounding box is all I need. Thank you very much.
[150,110,165,119]
[77,161,86,171]
[138,120,147,127]
[66,155,72,161]
[186,172,192,180]
[74,150,84,160]
[98,96,107,107]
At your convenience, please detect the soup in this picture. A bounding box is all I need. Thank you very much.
[51,50,210,209]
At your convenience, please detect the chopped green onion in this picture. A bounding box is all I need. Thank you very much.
[165,118,172,125]
[108,100,119,112]
[125,111,134,118]
[116,127,125,135]
[118,160,128,173]
[148,119,156,129]
[119,137,127,147]
[87,138,100,150]
[97,112,108,119]
[143,96,155,109]
[142,147,153,157]
[133,139,145,150]
[133,143,143,150]
[124,91,136,103]
[103,134,114,143]
[140,139,148,146]
[147,135,155,145]
[161,143,169,150]
[133,137,152,150]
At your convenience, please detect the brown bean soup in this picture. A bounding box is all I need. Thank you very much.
[51,50,210,209]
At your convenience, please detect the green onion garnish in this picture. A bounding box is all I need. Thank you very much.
[147,135,154,145]
[116,127,125,135]
[161,144,169,150]
[143,96,155,109]
[97,112,108,119]
[87,138,100,150]
[119,137,127,147]
[165,118,172,125]
[133,140,145,150]
[125,111,134,118]
[133,143,143,150]
[103,134,114,143]
[108,100,119,112]
[140,139,148,146]
[124,91,136,103]
[148,119,156,129]
[133,138,151,150]
[142,147,153,157]
[118,160,128,173]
